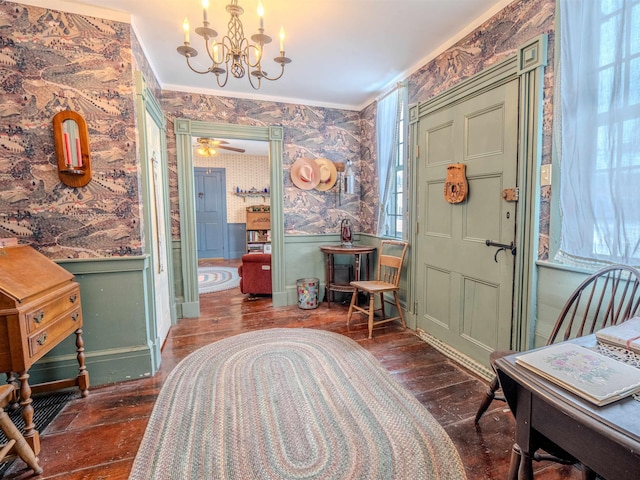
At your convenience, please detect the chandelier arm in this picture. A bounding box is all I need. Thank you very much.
[184,55,217,75]
[257,60,287,81]
[214,68,230,88]
[202,38,219,65]
[245,43,263,68]
[247,70,262,90]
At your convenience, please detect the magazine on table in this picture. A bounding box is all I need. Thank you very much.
[515,343,640,406]
[595,316,640,354]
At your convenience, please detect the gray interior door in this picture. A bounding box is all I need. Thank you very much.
[415,79,519,367]
[195,167,228,259]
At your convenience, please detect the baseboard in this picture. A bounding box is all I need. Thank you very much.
[416,329,494,382]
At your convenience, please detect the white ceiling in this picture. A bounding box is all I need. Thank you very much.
[17,0,514,110]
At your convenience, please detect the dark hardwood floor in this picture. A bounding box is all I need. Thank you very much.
[4,259,583,479]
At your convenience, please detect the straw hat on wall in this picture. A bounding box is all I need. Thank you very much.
[315,158,338,191]
[291,158,321,190]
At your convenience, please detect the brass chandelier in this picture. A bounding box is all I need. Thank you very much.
[177,0,292,90]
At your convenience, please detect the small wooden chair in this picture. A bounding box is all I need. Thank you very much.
[347,240,409,339]
[0,384,42,475]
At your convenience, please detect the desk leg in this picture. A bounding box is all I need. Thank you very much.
[75,328,90,397]
[514,388,534,480]
[518,451,534,480]
[18,370,40,456]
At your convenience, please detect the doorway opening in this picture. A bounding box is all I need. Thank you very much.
[175,120,286,317]
[193,137,270,262]
[193,137,271,302]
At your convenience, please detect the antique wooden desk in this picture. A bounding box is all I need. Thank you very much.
[0,245,89,455]
[495,336,640,480]
[320,245,375,307]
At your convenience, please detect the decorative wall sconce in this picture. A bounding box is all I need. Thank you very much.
[53,111,92,187]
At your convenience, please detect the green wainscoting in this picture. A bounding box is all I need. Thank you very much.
[283,234,369,305]
[282,234,411,324]
[172,239,186,319]
[28,256,157,387]
[533,262,595,348]
[24,236,416,389]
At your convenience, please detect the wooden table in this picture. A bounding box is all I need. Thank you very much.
[320,245,375,307]
[495,336,640,480]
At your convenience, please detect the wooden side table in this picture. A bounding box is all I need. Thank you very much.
[320,245,376,307]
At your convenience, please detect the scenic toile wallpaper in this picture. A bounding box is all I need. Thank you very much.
[0,0,554,260]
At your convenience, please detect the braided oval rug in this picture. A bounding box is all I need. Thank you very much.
[198,266,240,294]
[129,328,467,480]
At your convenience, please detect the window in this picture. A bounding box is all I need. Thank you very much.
[556,0,640,267]
[376,83,408,238]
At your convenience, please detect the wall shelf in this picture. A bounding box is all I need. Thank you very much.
[235,192,270,202]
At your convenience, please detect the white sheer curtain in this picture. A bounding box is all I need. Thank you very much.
[376,87,400,236]
[555,0,640,267]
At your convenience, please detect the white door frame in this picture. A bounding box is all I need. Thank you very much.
[135,72,176,370]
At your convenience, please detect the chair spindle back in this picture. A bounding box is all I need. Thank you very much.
[548,265,640,345]
[377,240,409,288]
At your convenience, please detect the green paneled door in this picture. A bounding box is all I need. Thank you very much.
[415,79,519,367]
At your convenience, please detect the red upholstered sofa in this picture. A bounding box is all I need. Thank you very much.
[238,254,272,295]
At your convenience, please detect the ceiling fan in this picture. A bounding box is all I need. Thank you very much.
[195,137,246,156]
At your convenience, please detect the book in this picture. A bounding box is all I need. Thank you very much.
[595,316,640,354]
[515,343,640,406]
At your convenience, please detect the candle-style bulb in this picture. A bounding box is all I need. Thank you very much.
[279,26,285,51]
[183,17,190,44]
[257,1,264,29]
[202,0,209,23]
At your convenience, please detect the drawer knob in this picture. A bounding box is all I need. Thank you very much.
[36,332,47,346]
[71,312,79,322]
[33,311,45,323]
[69,294,78,304]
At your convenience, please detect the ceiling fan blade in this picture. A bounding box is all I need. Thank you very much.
[218,145,246,153]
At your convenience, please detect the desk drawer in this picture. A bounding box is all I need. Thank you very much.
[25,287,80,333]
[27,307,82,359]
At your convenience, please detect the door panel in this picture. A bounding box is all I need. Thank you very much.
[466,104,505,158]
[464,176,502,240]
[424,266,452,329]
[425,181,452,237]
[416,79,519,366]
[426,122,454,164]
[462,277,499,346]
[195,168,228,259]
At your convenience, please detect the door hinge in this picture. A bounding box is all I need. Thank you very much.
[501,187,519,202]
[414,300,418,313]
[416,222,419,235]
[416,145,420,158]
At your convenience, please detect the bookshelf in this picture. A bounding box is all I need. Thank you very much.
[246,205,270,253]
